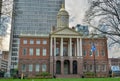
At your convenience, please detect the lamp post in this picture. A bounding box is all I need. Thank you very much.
[91,33,96,77]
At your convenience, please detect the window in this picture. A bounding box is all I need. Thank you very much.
[43,48,46,56]
[96,65,100,72]
[83,50,86,56]
[63,47,68,56]
[30,40,34,44]
[36,48,40,56]
[29,64,33,72]
[35,64,40,72]
[90,51,92,56]
[29,48,33,56]
[89,64,93,71]
[43,40,47,44]
[84,64,87,71]
[42,64,46,72]
[95,50,99,56]
[56,48,59,56]
[101,50,105,56]
[102,64,106,71]
[36,40,40,44]
[22,64,26,72]
[22,48,27,55]
[23,40,27,44]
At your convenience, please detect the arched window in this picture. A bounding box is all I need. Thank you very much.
[56,61,61,74]
[73,60,77,74]
[64,60,70,74]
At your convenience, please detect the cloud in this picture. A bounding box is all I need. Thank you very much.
[66,0,89,26]
[2,23,11,51]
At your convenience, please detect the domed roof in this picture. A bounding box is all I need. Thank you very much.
[57,4,69,16]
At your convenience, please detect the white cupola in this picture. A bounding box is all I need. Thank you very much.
[57,4,69,28]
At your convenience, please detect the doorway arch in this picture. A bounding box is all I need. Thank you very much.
[56,60,61,74]
[64,60,70,74]
[73,60,77,74]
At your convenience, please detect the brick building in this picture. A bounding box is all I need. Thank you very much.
[18,36,50,77]
[83,38,109,77]
[109,58,120,67]
[18,4,109,78]
[109,58,120,71]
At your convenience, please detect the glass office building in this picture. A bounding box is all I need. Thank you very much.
[9,0,64,69]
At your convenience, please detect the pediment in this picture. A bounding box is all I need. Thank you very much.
[51,27,82,36]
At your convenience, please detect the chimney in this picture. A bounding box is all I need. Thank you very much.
[72,26,75,29]
[52,26,56,31]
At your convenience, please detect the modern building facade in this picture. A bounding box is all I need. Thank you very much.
[0,51,9,72]
[9,0,65,70]
[0,58,8,72]
[18,5,109,78]
[75,24,89,35]
[1,51,9,60]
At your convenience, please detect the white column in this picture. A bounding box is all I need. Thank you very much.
[75,42,76,56]
[79,38,80,56]
[77,38,79,56]
[80,38,82,56]
[69,38,72,56]
[54,37,56,56]
[60,38,63,56]
[68,41,70,56]
[50,37,53,56]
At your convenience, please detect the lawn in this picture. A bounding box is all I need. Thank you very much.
[0,78,120,81]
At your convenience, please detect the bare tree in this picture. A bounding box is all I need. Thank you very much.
[0,0,12,50]
[84,0,120,46]
[0,0,2,15]
[0,0,12,36]
[0,37,3,50]
[2,0,12,16]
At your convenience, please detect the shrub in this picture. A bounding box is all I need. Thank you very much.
[84,72,95,78]
[40,72,51,77]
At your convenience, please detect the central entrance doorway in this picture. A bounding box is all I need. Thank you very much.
[64,60,70,74]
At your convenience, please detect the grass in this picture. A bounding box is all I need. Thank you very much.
[0,78,120,81]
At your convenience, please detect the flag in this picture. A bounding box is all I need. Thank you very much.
[91,43,96,52]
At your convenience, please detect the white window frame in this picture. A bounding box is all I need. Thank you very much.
[101,50,105,56]
[42,64,46,72]
[43,40,47,44]
[90,51,93,56]
[29,64,33,72]
[22,48,27,55]
[36,40,40,44]
[35,64,40,72]
[22,64,26,72]
[36,48,40,56]
[29,48,33,56]
[43,48,46,56]
[23,40,27,44]
[30,40,34,44]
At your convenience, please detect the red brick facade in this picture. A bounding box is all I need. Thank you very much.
[18,36,50,77]
[18,35,109,78]
[83,38,109,77]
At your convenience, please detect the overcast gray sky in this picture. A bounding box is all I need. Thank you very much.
[66,0,89,26]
